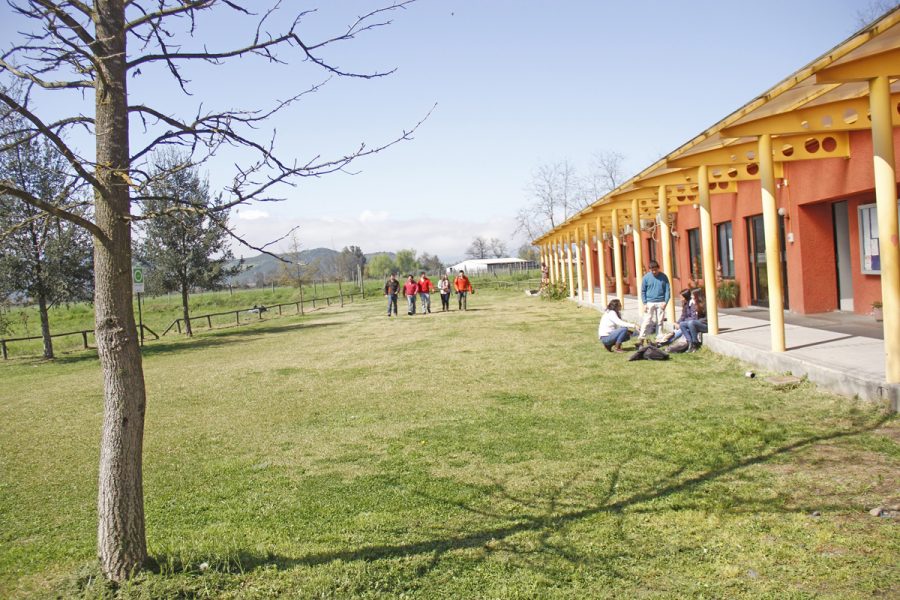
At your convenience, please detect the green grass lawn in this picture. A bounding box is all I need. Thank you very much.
[1,289,897,598]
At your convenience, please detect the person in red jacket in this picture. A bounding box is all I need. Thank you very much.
[418,271,434,314]
[403,274,419,315]
[453,270,474,311]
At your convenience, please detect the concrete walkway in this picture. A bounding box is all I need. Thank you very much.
[574,291,899,411]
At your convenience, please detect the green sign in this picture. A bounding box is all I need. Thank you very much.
[133,267,144,293]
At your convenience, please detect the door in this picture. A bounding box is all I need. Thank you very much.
[747,214,789,309]
[832,201,854,311]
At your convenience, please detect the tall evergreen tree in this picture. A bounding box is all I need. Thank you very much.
[0,125,93,358]
[137,152,238,337]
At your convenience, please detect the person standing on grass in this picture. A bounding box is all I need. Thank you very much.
[454,270,473,311]
[403,274,419,316]
[438,273,452,311]
[418,271,434,315]
[384,273,400,317]
[598,298,637,352]
[637,260,671,344]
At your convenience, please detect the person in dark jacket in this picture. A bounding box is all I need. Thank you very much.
[383,273,400,317]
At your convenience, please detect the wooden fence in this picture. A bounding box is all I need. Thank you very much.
[1,290,360,360]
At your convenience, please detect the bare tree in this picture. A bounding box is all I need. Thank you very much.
[854,1,899,29]
[0,0,421,582]
[515,161,578,241]
[466,236,490,259]
[489,237,506,258]
[581,150,626,205]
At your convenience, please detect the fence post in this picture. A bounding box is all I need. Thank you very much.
[340,290,344,307]
[296,302,300,314]
[176,320,181,334]
[1,340,7,360]
[278,305,283,315]
[327,297,331,306]
[236,311,240,326]
[82,331,89,349]
[207,315,212,329]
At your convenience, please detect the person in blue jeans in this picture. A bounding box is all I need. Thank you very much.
[598,298,637,352]
[682,288,708,352]
[383,273,400,317]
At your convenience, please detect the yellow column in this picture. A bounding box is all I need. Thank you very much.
[565,232,575,299]
[574,227,584,301]
[556,237,565,286]
[870,75,900,383]
[584,223,595,305]
[632,198,645,314]
[612,209,624,303]
[659,185,676,326]
[597,215,608,308]
[759,134,786,352]
[698,166,719,335]
[551,239,560,285]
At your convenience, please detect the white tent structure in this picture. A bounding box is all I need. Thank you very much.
[448,258,536,275]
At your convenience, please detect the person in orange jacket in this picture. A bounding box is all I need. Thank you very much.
[418,271,434,315]
[453,270,474,311]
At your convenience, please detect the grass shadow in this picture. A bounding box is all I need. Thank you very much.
[148,411,894,578]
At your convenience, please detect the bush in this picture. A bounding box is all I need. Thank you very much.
[541,281,568,301]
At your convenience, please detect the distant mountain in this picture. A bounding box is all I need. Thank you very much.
[227,248,395,286]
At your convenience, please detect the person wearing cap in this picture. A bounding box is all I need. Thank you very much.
[454,270,474,310]
[418,271,434,314]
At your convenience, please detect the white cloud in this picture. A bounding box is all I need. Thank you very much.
[236,209,270,221]
[359,209,389,222]
[230,213,522,262]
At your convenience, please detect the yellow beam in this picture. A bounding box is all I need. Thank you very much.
[584,223,595,305]
[870,75,900,383]
[699,166,718,335]
[596,215,608,308]
[721,93,900,137]
[668,131,850,168]
[632,198,645,314]
[658,186,676,327]
[816,47,900,82]
[611,209,624,304]
[760,134,786,352]
[574,226,584,302]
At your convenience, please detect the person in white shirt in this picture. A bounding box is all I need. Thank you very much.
[598,298,637,353]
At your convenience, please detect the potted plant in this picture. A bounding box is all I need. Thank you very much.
[717,279,740,308]
[872,300,883,321]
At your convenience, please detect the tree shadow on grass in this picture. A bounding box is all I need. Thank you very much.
[148,412,894,580]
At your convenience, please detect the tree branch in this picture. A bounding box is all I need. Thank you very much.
[0,180,103,239]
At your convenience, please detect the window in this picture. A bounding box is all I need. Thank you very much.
[859,202,900,274]
[716,221,734,278]
[620,242,629,278]
[647,237,657,264]
[688,228,702,280]
[670,232,679,278]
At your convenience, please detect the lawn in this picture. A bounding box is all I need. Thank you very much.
[0,288,897,598]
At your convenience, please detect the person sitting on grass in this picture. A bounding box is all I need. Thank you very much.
[661,288,695,346]
[598,298,637,353]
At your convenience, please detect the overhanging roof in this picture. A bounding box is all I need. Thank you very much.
[534,7,900,244]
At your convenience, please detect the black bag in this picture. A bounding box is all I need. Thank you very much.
[644,346,670,360]
[668,338,689,353]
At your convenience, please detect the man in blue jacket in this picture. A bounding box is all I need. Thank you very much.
[638,260,670,343]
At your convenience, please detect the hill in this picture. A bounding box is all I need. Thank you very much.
[228,248,395,286]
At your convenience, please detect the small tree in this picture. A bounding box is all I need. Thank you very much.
[489,238,507,258]
[518,244,539,262]
[0,116,93,358]
[136,152,239,336]
[466,237,490,259]
[367,254,396,278]
[395,248,418,275]
[418,252,444,274]
[337,246,366,282]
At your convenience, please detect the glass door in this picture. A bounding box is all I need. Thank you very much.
[747,215,789,309]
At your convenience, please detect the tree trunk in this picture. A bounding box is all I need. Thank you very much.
[180,281,193,337]
[93,0,148,582]
[37,292,53,359]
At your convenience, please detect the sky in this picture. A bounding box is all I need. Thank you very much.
[1,0,888,262]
